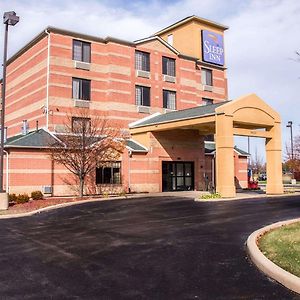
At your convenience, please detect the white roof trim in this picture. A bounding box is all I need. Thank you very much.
[207,149,250,157]
[129,112,161,128]
[134,36,180,55]
[126,139,148,153]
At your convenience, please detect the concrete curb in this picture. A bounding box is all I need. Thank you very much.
[0,196,127,219]
[0,191,206,219]
[247,218,300,294]
[195,192,300,202]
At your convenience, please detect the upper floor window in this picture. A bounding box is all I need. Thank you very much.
[73,40,91,63]
[96,162,121,184]
[202,98,213,105]
[72,78,91,101]
[167,34,173,46]
[201,68,213,86]
[163,90,176,110]
[135,85,150,107]
[72,117,91,133]
[162,56,176,77]
[135,51,150,72]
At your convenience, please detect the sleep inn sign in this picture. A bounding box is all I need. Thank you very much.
[202,30,224,66]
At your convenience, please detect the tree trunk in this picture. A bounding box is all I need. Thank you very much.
[79,177,84,198]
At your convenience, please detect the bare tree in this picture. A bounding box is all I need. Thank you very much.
[249,148,265,177]
[50,110,125,197]
[285,132,300,175]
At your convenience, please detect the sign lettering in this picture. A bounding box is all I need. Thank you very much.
[202,30,224,66]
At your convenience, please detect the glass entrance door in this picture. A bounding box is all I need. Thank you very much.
[162,161,194,192]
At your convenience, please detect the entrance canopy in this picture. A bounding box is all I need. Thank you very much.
[130,94,283,197]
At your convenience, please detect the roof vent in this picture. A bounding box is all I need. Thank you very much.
[21,120,29,135]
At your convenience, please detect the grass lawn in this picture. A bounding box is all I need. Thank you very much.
[259,222,300,277]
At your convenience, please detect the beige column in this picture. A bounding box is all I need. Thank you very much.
[265,122,284,194]
[215,114,236,197]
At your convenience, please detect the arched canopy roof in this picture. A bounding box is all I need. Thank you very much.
[130,94,281,137]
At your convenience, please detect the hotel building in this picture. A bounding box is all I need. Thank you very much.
[1,15,283,197]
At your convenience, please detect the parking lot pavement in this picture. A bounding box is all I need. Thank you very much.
[0,195,300,299]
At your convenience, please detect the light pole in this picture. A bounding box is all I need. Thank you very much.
[0,12,19,208]
[286,121,294,178]
[286,121,293,160]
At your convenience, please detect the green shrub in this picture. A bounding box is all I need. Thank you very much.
[200,192,222,199]
[31,190,44,200]
[118,190,127,197]
[16,193,30,204]
[8,193,17,203]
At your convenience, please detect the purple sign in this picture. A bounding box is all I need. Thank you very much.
[202,30,224,66]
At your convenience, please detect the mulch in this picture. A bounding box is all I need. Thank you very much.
[0,196,104,215]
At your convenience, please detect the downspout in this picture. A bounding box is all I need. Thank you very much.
[45,29,50,129]
[3,150,9,193]
[212,153,215,190]
[128,150,132,193]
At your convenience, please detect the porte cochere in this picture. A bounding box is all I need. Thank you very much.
[129,94,283,198]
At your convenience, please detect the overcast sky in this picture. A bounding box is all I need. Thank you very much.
[0,0,299,161]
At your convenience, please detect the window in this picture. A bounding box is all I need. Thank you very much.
[201,68,213,86]
[202,98,213,105]
[167,34,173,46]
[135,85,150,106]
[73,40,91,63]
[96,162,121,184]
[162,56,176,77]
[71,117,91,132]
[72,78,91,100]
[135,51,150,72]
[163,90,176,110]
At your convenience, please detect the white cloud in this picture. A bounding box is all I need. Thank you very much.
[0,0,299,159]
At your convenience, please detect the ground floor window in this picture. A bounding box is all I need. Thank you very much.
[96,162,121,184]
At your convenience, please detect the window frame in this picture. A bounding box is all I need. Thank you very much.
[96,162,122,185]
[201,68,213,86]
[72,39,91,63]
[202,97,213,105]
[72,77,91,101]
[135,85,151,107]
[163,89,176,110]
[135,50,150,72]
[167,34,174,46]
[162,56,176,77]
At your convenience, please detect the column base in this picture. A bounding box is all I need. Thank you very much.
[266,184,284,195]
[217,186,236,198]
[0,192,8,210]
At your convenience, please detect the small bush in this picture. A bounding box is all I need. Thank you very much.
[8,193,17,203]
[118,190,127,197]
[16,193,30,204]
[200,192,222,199]
[102,192,109,198]
[31,190,44,200]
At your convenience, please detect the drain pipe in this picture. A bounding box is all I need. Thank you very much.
[128,150,132,193]
[45,29,50,129]
[3,150,9,193]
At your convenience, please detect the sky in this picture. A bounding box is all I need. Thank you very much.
[0,0,299,161]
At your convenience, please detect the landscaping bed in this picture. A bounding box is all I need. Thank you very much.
[0,196,106,216]
[259,222,300,277]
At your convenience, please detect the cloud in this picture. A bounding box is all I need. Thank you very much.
[0,0,299,159]
[224,0,300,158]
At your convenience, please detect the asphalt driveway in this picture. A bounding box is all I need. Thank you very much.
[1,195,300,299]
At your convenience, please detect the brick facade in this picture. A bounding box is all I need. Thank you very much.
[2,16,248,196]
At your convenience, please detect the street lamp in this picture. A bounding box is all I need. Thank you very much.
[286,121,293,159]
[0,12,19,208]
[286,121,294,180]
